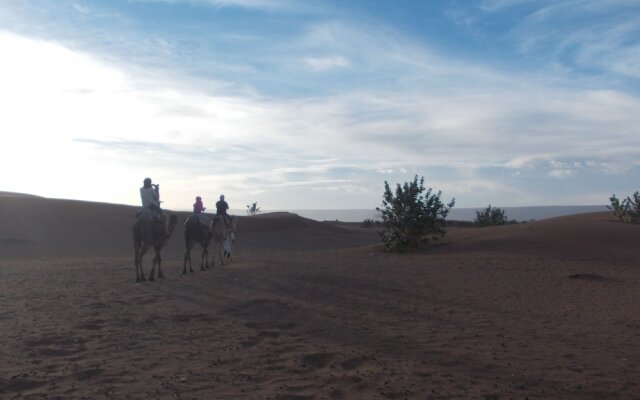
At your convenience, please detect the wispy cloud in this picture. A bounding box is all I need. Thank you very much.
[301,55,350,71]
[2,1,640,208]
[72,3,90,14]
[3,28,640,207]
[130,0,295,11]
[475,0,640,78]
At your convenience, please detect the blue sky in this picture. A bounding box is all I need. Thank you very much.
[1,0,639,210]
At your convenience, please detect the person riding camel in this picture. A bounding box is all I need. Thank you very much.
[194,196,206,215]
[140,177,163,221]
[216,194,230,226]
[193,196,207,225]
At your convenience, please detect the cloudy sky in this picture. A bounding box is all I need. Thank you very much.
[1,0,639,210]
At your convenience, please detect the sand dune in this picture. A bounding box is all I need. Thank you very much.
[0,195,376,259]
[1,194,639,399]
[446,212,640,263]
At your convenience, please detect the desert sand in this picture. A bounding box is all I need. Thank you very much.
[0,192,639,399]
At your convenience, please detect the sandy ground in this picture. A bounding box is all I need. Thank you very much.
[0,193,639,399]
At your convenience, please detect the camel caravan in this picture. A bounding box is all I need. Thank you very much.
[132,178,236,283]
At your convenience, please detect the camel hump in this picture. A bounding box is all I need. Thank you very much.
[184,214,209,229]
[184,215,194,227]
[135,208,157,222]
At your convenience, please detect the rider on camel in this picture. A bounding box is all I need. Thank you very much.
[140,177,163,221]
[193,196,207,225]
[194,196,206,214]
[216,194,230,225]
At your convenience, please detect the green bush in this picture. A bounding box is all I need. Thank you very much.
[362,218,376,228]
[609,191,640,223]
[246,201,261,216]
[474,205,508,227]
[376,175,455,252]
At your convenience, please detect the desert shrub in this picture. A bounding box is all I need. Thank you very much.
[362,218,382,228]
[246,201,261,216]
[628,192,640,222]
[445,220,476,228]
[362,218,375,228]
[474,205,508,227]
[376,175,455,252]
[608,191,640,223]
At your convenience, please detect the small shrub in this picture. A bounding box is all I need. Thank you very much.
[629,192,640,222]
[609,191,640,223]
[246,202,261,216]
[475,205,508,227]
[362,218,375,228]
[376,175,455,252]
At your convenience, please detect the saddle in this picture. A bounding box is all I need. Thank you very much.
[135,208,165,223]
[185,214,209,229]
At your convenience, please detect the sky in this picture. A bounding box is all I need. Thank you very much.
[1,0,639,211]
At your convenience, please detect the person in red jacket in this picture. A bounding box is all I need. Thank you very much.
[193,196,206,215]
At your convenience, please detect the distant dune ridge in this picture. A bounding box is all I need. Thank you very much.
[0,192,631,260]
[0,191,42,198]
[0,192,377,259]
[232,206,609,222]
[1,191,639,398]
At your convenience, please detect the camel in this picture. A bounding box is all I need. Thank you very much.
[210,215,228,267]
[223,215,237,262]
[183,214,212,274]
[132,213,178,282]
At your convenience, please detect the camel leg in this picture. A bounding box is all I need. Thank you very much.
[216,243,224,266]
[203,242,210,270]
[184,235,198,274]
[200,244,208,271]
[134,253,141,283]
[183,245,191,275]
[149,257,156,281]
[157,249,165,278]
[188,246,195,273]
[211,244,217,267]
[138,243,150,282]
[134,244,141,282]
[134,231,143,283]
[149,251,157,281]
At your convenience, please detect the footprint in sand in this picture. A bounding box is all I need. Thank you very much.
[0,377,46,393]
[77,319,105,331]
[24,335,87,357]
[301,353,334,369]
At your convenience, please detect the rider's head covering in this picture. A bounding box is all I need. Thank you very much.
[220,194,225,200]
[196,196,201,201]
[143,177,152,186]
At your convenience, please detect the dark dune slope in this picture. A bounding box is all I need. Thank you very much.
[447,212,640,263]
[0,194,377,259]
[236,212,378,253]
[0,195,147,259]
[2,192,636,263]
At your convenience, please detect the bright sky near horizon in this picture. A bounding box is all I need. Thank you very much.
[1,0,639,210]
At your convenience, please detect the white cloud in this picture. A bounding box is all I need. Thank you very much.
[548,169,575,178]
[2,4,640,210]
[302,55,350,71]
[130,0,293,11]
[72,3,91,14]
[483,1,640,78]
